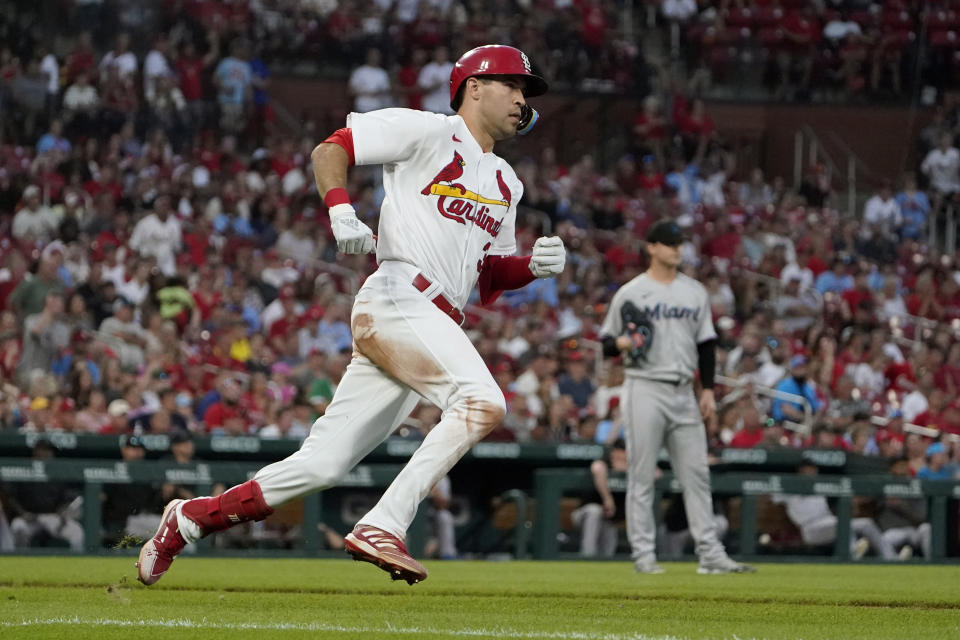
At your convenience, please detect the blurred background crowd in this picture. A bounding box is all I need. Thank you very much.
[0,0,959,491]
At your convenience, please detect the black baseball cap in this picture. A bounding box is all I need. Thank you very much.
[646,220,684,246]
[170,430,193,445]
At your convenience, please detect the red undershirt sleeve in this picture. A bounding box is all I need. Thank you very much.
[478,255,535,305]
[322,128,355,166]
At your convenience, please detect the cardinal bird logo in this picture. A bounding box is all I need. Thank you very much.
[420,151,511,237]
[422,151,467,196]
[496,170,512,207]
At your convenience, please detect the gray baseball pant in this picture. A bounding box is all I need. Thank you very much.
[622,378,726,564]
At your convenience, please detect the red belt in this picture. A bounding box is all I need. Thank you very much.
[412,274,464,325]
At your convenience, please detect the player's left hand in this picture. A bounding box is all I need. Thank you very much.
[529,236,565,278]
[699,389,716,422]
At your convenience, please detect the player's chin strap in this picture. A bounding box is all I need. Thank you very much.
[517,104,539,135]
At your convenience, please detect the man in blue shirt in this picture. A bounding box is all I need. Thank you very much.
[214,39,252,133]
[36,119,71,155]
[556,350,595,411]
[895,173,931,241]
[771,355,821,423]
[815,257,854,295]
[916,442,955,480]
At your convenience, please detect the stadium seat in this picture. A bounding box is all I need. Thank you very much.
[725,8,754,30]
[882,10,914,30]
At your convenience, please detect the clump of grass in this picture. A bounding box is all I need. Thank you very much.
[112,535,144,549]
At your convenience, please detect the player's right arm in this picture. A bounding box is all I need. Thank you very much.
[311,130,375,255]
[312,108,444,254]
[598,290,632,357]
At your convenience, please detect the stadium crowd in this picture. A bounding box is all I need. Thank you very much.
[0,0,958,495]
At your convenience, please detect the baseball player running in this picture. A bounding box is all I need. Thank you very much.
[137,45,565,586]
[599,220,753,575]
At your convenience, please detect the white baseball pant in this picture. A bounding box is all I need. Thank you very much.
[571,503,619,557]
[882,524,931,558]
[622,378,727,564]
[252,260,505,539]
[10,513,84,551]
[801,515,897,559]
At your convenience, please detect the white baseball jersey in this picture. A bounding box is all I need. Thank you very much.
[600,272,716,382]
[348,108,521,309]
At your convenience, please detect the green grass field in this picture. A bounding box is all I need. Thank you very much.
[1,556,959,639]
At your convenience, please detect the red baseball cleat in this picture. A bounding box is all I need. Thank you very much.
[344,524,428,585]
[136,499,187,585]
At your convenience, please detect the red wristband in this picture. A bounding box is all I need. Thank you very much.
[324,188,350,207]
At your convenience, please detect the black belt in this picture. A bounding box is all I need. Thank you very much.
[412,274,464,325]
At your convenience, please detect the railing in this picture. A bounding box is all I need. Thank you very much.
[929,202,958,256]
[4,459,948,561]
[870,415,960,445]
[0,432,886,472]
[517,205,553,236]
[716,374,815,436]
[0,458,407,556]
[793,125,871,219]
[824,130,887,220]
[887,311,960,344]
[531,468,959,561]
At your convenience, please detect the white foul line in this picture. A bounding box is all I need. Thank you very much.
[0,616,707,640]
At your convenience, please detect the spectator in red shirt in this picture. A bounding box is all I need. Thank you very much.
[192,267,223,322]
[702,216,741,264]
[176,34,219,134]
[603,234,642,275]
[775,8,821,100]
[83,164,123,202]
[64,31,96,84]
[99,65,138,133]
[905,271,944,320]
[936,277,960,320]
[636,155,665,194]
[580,0,609,53]
[269,137,297,178]
[836,33,868,97]
[939,402,960,435]
[613,154,640,195]
[841,270,874,323]
[805,423,849,450]
[633,96,667,162]
[674,96,715,159]
[396,48,427,110]
[202,376,248,435]
[729,405,766,448]
[805,236,831,277]
[913,388,949,431]
[935,342,960,395]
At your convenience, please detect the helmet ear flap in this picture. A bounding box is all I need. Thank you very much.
[517,104,539,135]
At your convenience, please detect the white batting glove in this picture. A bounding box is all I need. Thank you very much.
[329,204,376,254]
[528,236,566,278]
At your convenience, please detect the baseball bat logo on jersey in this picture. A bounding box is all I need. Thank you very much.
[421,152,509,237]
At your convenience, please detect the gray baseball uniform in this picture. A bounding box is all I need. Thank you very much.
[600,272,728,566]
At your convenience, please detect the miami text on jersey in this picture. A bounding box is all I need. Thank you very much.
[641,303,700,322]
[421,152,510,237]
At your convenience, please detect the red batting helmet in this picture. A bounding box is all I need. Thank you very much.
[449,45,548,111]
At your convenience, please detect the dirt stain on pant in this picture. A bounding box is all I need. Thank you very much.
[351,310,506,445]
[351,312,448,397]
[463,398,504,441]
